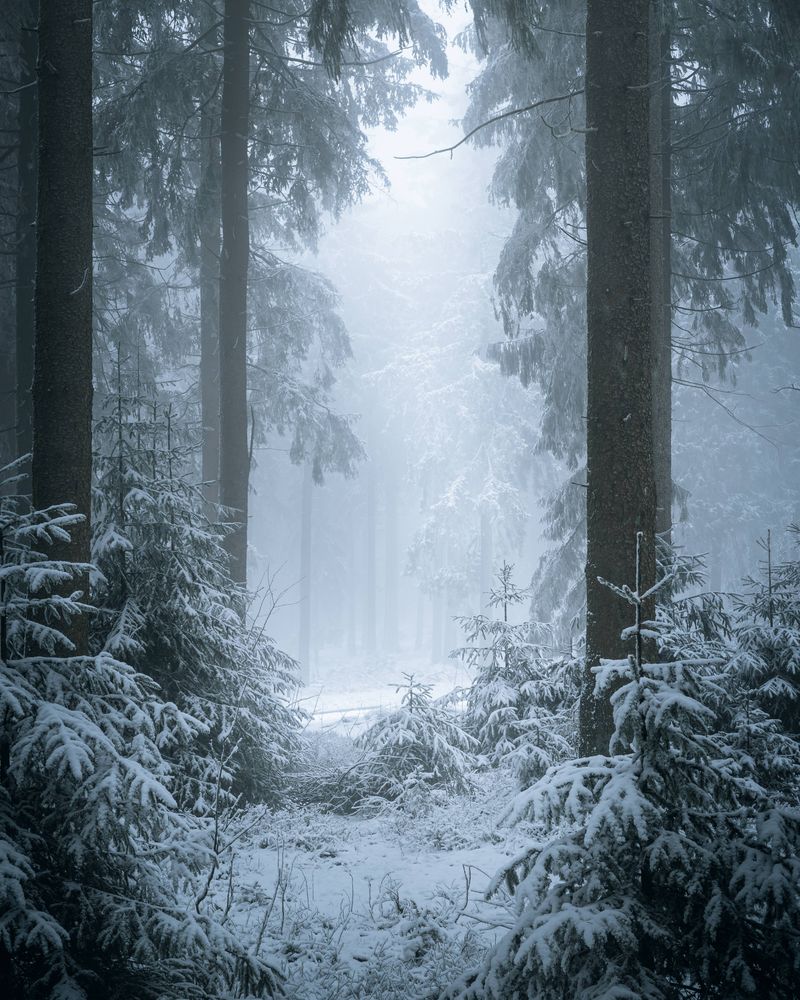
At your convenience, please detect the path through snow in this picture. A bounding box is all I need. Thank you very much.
[228,773,528,997]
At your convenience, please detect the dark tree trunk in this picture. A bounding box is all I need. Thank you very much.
[651,2,673,540]
[298,462,312,683]
[31,0,93,641]
[365,461,377,652]
[383,460,399,650]
[218,0,250,583]
[580,0,657,756]
[15,2,37,482]
[199,95,221,509]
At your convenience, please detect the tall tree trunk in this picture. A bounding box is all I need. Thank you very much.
[365,461,377,652]
[651,1,672,541]
[479,508,493,614]
[218,0,250,583]
[298,462,312,683]
[31,0,93,643]
[199,94,221,509]
[414,587,424,650]
[383,460,399,650]
[580,0,657,756]
[15,1,37,484]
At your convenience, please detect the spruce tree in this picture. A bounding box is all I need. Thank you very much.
[448,539,800,1000]
[463,0,800,640]
[92,350,302,806]
[455,563,578,777]
[354,674,478,808]
[0,483,281,999]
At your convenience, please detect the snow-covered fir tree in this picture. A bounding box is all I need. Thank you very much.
[92,357,301,807]
[0,475,281,999]
[353,674,478,807]
[732,526,800,736]
[448,540,800,1000]
[454,562,578,777]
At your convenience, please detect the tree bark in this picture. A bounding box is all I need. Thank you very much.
[580,0,657,756]
[15,2,37,483]
[31,0,93,642]
[651,1,672,540]
[708,532,723,594]
[218,0,250,583]
[298,462,312,683]
[199,81,221,509]
[445,586,458,658]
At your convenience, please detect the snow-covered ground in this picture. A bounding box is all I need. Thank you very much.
[226,770,529,999]
[211,648,530,996]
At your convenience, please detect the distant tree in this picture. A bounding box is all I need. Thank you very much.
[91,0,447,587]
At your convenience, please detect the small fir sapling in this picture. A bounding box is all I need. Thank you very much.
[448,533,800,1000]
[732,526,800,735]
[354,673,478,807]
[453,563,578,776]
[92,362,302,808]
[0,473,281,1000]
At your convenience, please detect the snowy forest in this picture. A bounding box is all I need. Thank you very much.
[1,1,799,997]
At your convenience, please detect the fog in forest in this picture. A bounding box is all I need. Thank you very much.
[2,2,799,998]
[248,6,799,704]
[251,8,530,691]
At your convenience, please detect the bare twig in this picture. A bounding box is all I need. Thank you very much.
[396,89,585,161]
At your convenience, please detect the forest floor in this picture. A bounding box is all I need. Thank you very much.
[222,652,526,998]
[227,770,528,999]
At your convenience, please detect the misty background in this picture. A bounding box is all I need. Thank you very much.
[248,3,799,690]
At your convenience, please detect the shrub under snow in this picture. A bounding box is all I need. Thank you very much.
[0,484,281,999]
[448,544,800,1000]
[352,674,478,809]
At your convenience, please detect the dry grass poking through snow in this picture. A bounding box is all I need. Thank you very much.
[214,767,534,999]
